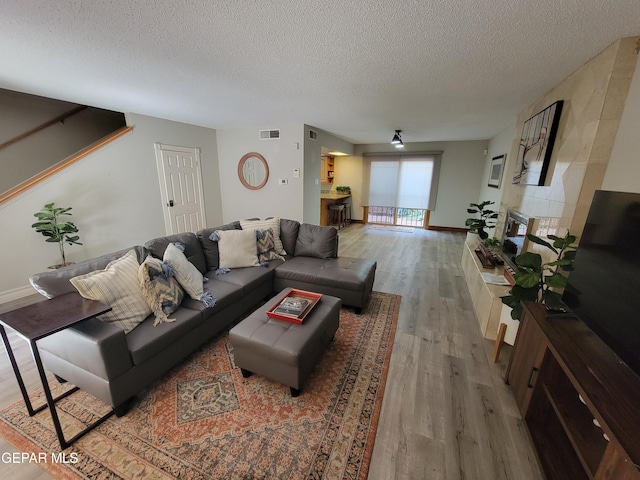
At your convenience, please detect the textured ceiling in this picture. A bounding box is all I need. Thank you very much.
[1,0,639,144]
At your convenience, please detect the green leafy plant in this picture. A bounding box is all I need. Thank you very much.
[483,236,501,251]
[465,201,498,240]
[336,185,351,194]
[501,231,578,320]
[32,203,82,267]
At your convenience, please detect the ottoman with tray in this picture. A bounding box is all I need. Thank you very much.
[229,288,341,396]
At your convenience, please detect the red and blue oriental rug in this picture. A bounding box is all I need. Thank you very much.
[0,291,400,479]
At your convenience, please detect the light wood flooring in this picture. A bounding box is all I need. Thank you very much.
[0,224,544,479]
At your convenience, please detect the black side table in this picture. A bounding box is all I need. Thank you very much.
[0,292,112,449]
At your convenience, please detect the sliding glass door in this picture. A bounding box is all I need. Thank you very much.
[362,153,441,229]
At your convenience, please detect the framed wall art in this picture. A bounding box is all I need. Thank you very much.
[512,100,563,186]
[488,154,506,188]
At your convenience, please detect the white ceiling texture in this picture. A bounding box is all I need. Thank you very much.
[1,0,639,144]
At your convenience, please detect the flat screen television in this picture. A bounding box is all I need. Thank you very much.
[500,210,534,272]
[562,190,640,379]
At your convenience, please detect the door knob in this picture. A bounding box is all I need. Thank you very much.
[168,200,174,207]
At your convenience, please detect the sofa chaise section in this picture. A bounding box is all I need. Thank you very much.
[274,256,375,313]
[274,222,376,313]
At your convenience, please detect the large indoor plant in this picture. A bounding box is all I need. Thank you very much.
[501,231,578,320]
[32,203,82,268]
[465,201,498,240]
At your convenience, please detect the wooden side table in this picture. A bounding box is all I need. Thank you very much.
[0,292,112,449]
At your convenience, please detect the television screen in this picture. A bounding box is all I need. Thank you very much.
[562,190,640,378]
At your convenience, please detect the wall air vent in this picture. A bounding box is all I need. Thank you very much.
[259,129,280,140]
[309,130,318,140]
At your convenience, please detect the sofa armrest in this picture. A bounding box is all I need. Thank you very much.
[38,318,133,381]
[29,246,148,299]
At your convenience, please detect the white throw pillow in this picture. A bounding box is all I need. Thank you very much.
[216,229,260,269]
[163,243,204,301]
[70,249,151,333]
[240,217,286,255]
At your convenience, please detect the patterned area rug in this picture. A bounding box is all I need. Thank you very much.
[0,291,400,479]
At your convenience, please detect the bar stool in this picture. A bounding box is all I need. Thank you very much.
[342,202,352,225]
[329,204,345,229]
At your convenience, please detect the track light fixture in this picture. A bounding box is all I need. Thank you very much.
[390,130,404,148]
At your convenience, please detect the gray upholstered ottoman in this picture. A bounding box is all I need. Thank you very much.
[229,288,341,396]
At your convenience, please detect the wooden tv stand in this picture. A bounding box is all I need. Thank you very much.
[506,302,640,480]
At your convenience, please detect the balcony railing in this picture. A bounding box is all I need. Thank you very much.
[367,206,427,227]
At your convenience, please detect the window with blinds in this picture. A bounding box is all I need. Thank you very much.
[362,153,441,227]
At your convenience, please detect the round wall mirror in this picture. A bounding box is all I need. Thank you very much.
[238,152,269,190]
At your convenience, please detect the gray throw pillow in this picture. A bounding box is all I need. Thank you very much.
[279,218,301,256]
[294,224,338,259]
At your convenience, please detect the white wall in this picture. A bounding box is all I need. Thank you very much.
[354,140,488,228]
[0,113,221,300]
[477,125,516,207]
[475,124,517,237]
[603,51,640,193]
[216,124,305,223]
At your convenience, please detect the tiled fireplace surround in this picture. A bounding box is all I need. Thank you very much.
[464,37,639,341]
[498,36,638,263]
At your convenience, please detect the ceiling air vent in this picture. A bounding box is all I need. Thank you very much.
[309,130,318,140]
[259,129,280,140]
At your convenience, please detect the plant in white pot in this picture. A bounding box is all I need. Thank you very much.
[32,203,82,268]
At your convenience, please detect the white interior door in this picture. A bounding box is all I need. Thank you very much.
[155,143,206,234]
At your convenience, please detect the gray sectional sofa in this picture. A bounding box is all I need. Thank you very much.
[29,218,376,415]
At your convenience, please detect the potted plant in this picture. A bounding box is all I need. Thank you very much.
[483,236,501,253]
[32,203,82,268]
[465,201,498,240]
[501,231,578,320]
[336,185,351,194]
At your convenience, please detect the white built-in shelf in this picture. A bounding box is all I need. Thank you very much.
[461,241,511,340]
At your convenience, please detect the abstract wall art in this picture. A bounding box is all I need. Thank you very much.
[513,100,563,185]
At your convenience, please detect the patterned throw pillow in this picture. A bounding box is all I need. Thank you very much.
[70,249,151,333]
[239,217,287,255]
[138,256,184,326]
[163,243,205,301]
[256,228,285,263]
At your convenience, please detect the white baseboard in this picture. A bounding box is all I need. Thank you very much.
[0,285,37,304]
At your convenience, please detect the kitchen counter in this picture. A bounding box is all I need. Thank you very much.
[320,193,351,200]
[320,193,351,226]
